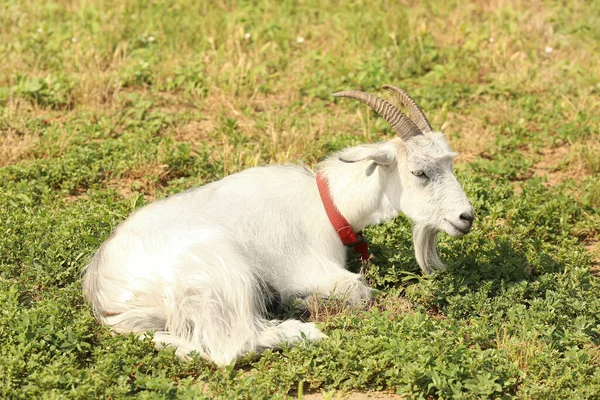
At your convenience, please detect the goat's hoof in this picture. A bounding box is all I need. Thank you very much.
[278,320,327,342]
[346,283,373,306]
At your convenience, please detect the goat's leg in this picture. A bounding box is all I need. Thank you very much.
[291,259,372,305]
[255,319,327,349]
[156,243,325,365]
[150,284,326,365]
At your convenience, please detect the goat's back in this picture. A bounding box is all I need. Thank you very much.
[82,164,335,314]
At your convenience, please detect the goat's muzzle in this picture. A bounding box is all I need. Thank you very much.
[444,207,475,236]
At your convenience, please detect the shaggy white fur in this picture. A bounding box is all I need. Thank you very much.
[82,134,473,366]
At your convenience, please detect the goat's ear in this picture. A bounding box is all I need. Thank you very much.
[338,144,397,166]
[365,162,378,176]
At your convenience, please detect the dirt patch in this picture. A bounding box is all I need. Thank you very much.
[425,305,447,321]
[173,120,214,145]
[442,111,496,163]
[63,189,89,203]
[0,130,38,166]
[107,178,140,200]
[585,240,600,277]
[510,144,595,195]
[583,342,600,365]
[106,176,162,201]
[191,380,211,396]
[105,161,171,200]
[530,146,579,186]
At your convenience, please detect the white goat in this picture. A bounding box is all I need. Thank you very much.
[82,85,474,366]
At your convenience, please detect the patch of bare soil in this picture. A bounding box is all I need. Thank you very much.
[1,102,81,166]
[63,189,89,203]
[106,178,139,199]
[585,240,600,277]
[173,120,214,145]
[102,161,171,201]
[512,145,590,194]
[530,146,577,186]
[0,130,38,166]
[106,176,162,201]
[441,111,496,164]
[64,177,154,204]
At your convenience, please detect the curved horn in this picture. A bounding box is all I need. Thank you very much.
[382,84,433,133]
[333,90,422,140]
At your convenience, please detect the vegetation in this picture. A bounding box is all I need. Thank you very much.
[1,0,599,398]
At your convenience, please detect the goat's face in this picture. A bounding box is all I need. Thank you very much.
[389,135,474,237]
[344,136,474,237]
[338,133,474,236]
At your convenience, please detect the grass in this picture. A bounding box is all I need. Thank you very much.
[1,0,599,398]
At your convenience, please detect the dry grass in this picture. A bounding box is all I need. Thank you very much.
[297,389,403,400]
[172,120,214,145]
[2,0,597,183]
[495,323,548,374]
[583,342,600,365]
[0,130,38,167]
[305,292,413,324]
[304,295,356,323]
[569,140,600,176]
[114,161,171,200]
[442,110,498,163]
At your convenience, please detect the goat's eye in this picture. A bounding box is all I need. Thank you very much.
[412,170,428,178]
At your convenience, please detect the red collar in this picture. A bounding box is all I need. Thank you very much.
[316,173,370,263]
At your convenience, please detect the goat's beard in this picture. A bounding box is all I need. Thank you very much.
[412,224,445,274]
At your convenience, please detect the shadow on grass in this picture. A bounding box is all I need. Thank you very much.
[366,235,565,308]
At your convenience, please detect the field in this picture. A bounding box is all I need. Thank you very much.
[1,0,600,398]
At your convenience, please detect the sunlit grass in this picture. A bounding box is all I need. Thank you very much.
[1,0,599,398]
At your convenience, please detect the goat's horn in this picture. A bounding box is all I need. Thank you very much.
[333,90,422,140]
[382,84,433,133]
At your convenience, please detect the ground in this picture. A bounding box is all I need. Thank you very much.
[1,0,600,398]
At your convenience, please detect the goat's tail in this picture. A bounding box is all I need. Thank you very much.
[82,241,325,366]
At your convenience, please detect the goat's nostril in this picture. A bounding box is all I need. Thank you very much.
[460,212,474,223]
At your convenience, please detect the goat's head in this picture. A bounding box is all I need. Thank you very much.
[334,85,474,273]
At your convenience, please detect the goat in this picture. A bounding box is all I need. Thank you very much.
[82,85,474,366]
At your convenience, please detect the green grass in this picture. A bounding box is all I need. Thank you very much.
[1,0,600,398]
